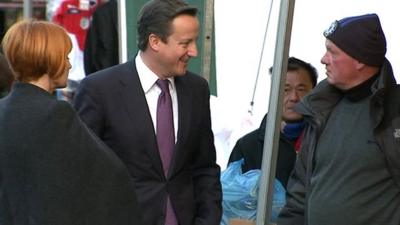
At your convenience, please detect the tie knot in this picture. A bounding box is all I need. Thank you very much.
[156,79,170,93]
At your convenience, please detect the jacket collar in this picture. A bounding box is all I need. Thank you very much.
[295,58,396,128]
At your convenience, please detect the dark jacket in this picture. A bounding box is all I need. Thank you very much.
[228,115,298,188]
[0,53,13,98]
[0,82,143,225]
[278,59,400,225]
[74,60,222,225]
[84,0,118,75]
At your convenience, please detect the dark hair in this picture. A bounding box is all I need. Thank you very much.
[269,57,318,87]
[137,0,198,51]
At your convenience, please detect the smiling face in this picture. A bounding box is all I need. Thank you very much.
[282,69,314,122]
[152,14,199,79]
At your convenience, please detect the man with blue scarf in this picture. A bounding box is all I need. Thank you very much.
[228,57,318,188]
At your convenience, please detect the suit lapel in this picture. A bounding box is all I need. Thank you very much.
[117,61,165,177]
[168,76,192,177]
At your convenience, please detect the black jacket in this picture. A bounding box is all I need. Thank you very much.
[228,115,298,188]
[84,0,118,75]
[0,82,143,225]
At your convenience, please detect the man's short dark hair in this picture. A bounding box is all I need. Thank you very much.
[137,0,198,51]
[269,57,318,87]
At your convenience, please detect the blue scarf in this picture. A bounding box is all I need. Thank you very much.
[282,121,305,140]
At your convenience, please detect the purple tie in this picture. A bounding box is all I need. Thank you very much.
[156,79,178,225]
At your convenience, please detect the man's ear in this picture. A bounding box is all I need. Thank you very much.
[148,34,161,52]
[355,60,366,70]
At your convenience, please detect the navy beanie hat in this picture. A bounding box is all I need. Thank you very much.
[323,13,386,67]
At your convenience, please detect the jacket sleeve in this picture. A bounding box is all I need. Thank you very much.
[73,77,105,137]
[191,79,223,225]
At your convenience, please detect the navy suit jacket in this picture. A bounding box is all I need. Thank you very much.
[74,60,222,225]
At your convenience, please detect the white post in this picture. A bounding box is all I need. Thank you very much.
[117,0,127,63]
[256,0,295,224]
[23,0,32,19]
[202,0,214,82]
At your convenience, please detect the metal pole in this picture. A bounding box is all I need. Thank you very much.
[256,0,295,224]
[23,0,32,19]
[117,0,128,63]
[202,0,214,83]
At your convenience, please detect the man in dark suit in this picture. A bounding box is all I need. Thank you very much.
[73,1,222,225]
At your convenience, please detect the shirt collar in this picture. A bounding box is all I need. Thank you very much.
[135,52,175,93]
[343,73,379,102]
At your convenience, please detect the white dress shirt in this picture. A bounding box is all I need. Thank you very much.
[135,53,178,143]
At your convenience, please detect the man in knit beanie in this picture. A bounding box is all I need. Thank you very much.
[278,13,400,225]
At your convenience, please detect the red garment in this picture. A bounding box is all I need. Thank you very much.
[52,0,100,50]
[294,130,304,153]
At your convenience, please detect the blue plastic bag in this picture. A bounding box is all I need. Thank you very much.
[220,159,286,225]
